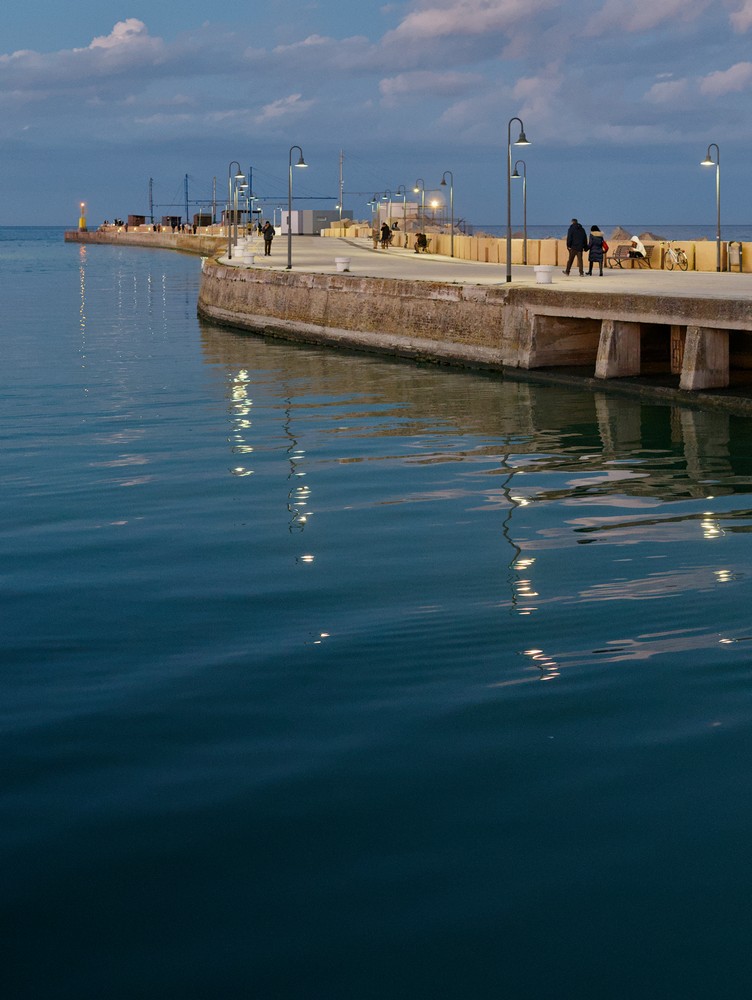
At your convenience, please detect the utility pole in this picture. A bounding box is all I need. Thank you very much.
[148,178,154,223]
[339,149,344,220]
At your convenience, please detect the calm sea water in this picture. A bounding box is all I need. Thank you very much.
[5,227,752,999]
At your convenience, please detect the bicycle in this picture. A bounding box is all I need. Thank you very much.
[664,241,688,271]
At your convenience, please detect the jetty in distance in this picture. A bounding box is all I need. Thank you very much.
[66,224,752,414]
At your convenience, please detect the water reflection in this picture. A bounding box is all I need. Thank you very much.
[199,319,752,677]
[228,368,254,477]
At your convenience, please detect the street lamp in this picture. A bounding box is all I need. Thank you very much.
[382,189,393,227]
[287,145,307,270]
[511,160,527,265]
[396,185,408,229]
[701,143,721,272]
[440,171,454,257]
[227,161,245,260]
[506,117,531,282]
[413,178,425,231]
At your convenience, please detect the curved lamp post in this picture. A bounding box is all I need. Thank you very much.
[701,143,721,272]
[440,171,454,257]
[382,189,393,228]
[396,185,407,229]
[413,178,425,231]
[511,160,527,265]
[287,145,307,270]
[227,161,245,260]
[506,118,531,282]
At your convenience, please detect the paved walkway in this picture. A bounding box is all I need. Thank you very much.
[221,234,752,302]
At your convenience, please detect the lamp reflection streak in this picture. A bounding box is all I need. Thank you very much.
[228,369,254,477]
[284,398,312,532]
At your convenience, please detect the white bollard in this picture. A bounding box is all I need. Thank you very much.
[533,265,554,285]
[335,257,351,272]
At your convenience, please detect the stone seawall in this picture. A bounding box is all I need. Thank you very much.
[65,228,752,411]
[65,229,226,256]
[196,258,752,410]
[197,258,531,370]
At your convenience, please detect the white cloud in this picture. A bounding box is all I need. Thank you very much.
[586,0,712,35]
[385,0,560,42]
[273,33,330,52]
[730,0,752,31]
[87,19,152,50]
[253,93,315,124]
[379,70,483,105]
[700,60,752,95]
[645,77,690,103]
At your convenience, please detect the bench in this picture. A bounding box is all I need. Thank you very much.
[607,244,653,269]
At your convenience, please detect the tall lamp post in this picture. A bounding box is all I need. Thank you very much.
[396,185,407,229]
[227,161,245,260]
[506,117,531,282]
[440,171,454,257]
[511,160,527,265]
[413,178,425,231]
[382,189,393,227]
[701,143,721,272]
[287,145,307,270]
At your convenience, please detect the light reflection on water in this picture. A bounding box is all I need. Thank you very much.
[5,229,752,998]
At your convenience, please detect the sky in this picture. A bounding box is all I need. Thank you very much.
[2,0,751,228]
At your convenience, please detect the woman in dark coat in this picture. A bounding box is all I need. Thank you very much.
[587,225,606,276]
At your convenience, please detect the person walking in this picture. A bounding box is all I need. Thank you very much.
[586,225,606,276]
[262,220,275,256]
[563,218,588,276]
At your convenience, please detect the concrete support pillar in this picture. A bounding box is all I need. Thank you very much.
[595,319,641,379]
[670,325,685,375]
[680,325,729,390]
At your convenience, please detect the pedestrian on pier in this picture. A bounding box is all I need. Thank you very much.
[586,225,606,276]
[563,218,588,276]
[262,221,275,256]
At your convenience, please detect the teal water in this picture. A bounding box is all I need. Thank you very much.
[4,228,752,999]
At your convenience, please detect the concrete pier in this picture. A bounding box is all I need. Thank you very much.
[66,229,752,413]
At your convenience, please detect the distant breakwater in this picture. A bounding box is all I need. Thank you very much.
[64,229,225,256]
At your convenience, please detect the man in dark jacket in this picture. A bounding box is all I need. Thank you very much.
[563,218,588,276]
[262,221,275,256]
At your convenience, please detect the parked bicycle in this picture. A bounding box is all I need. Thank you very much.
[664,241,688,271]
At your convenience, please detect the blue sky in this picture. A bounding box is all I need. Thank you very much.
[2,0,751,227]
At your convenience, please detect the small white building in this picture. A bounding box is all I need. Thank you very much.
[278,209,351,236]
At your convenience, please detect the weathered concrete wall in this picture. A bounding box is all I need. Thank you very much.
[197,260,531,369]
[65,230,225,256]
[196,260,752,411]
